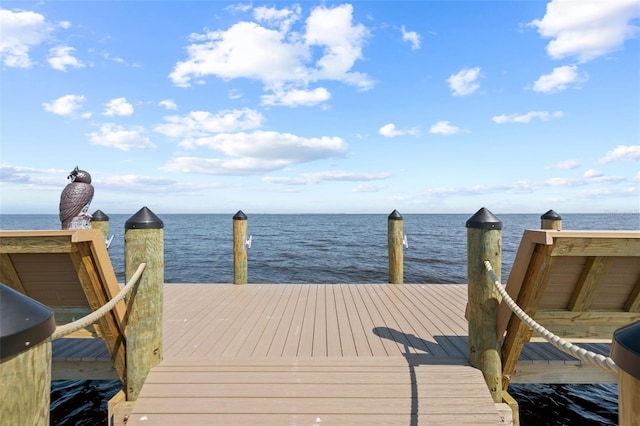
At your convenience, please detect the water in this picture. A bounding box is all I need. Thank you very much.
[1,212,638,425]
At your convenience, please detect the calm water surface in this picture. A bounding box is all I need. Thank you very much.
[1,212,637,425]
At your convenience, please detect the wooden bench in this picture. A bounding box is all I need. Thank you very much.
[0,229,127,383]
[496,229,640,389]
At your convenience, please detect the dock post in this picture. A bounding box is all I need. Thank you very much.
[388,210,404,284]
[124,207,164,401]
[541,209,562,230]
[466,207,503,403]
[91,209,110,238]
[233,210,248,285]
[611,321,640,426]
[0,284,56,426]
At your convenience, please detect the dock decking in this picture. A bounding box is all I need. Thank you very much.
[126,283,506,425]
[52,283,614,424]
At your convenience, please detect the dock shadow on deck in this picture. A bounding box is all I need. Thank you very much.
[126,284,508,425]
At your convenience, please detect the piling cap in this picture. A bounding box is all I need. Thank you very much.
[466,207,503,230]
[92,209,109,221]
[388,209,403,220]
[125,206,164,230]
[610,321,640,380]
[541,209,562,221]
[233,210,247,220]
[0,284,56,360]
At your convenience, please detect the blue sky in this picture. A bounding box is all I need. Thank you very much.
[1,1,639,215]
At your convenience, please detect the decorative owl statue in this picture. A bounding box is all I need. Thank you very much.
[59,166,94,230]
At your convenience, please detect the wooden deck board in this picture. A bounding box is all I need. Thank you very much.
[129,357,502,425]
[125,284,510,424]
[48,283,618,422]
[51,283,614,376]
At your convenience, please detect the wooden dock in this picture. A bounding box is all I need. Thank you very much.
[124,283,508,425]
[48,282,617,424]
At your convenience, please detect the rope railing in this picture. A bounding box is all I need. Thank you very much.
[51,263,146,341]
[483,260,618,375]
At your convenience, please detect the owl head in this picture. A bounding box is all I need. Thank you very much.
[68,166,92,184]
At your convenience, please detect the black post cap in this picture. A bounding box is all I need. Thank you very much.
[388,209,403,220]
[233,210,247,220]
[92,209,109,221]
[466,207,503,230]
[611,321,640,380]
[125,206,164,230]
[541,209,562,220]
[0,284,56,360]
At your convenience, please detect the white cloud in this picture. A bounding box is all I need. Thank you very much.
[352,184,383,192]
[492,111,563,124]
[379,123,419,138]
[530,0,640,62]
[155,108,264,139]
[228,89,243,99]
[159,99,178,110]
[0,9,52,68]
[598,145,640,163]
[103,98,134,116]
[584,168,604,179]
[429,120,461,135]
[263,170,390,185]
[447,67,481,96]
[261,87,331,107]
[169,4,372,101]
[89,123,156,151]
[163,156,289,175]
[100,174,183,192]
[548,159,581,170]
[253,4,301,33]
[178,131,347,164]
[304,4,371,87]
[42,94,88,117]
[48,46,84,71]
[162,129,349,176]
[101,51,124,63]
[401,25,421,50]
[533,65,588,93]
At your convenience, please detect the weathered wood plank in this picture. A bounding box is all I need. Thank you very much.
[332,285,358,356]
[126,413,495,425]
[338,284,372,356]
[0,253,25,292]
[501,244,554,388]
[511,363,616,384]
[345,284,389,356]
[550,236,640,257]
[0,235,74,253]
[128,357,502,425]
[568,256,613,311]
[280,284,311,356]
[297,284,318,356]
[248,285,297,357]
[624,276,640,312]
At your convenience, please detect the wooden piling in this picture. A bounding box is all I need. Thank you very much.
[541,209,562,230]
[0,284,56,426]
[124,207,164,401]
[91,209,110,238]
[611,321,640,426]
[388,210,404,284]
[233,211,248,285]
[0,341,52,425]
[466,207,503,403]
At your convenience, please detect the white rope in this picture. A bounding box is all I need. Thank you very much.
[483,260,618,375]
[51,263,146,340]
